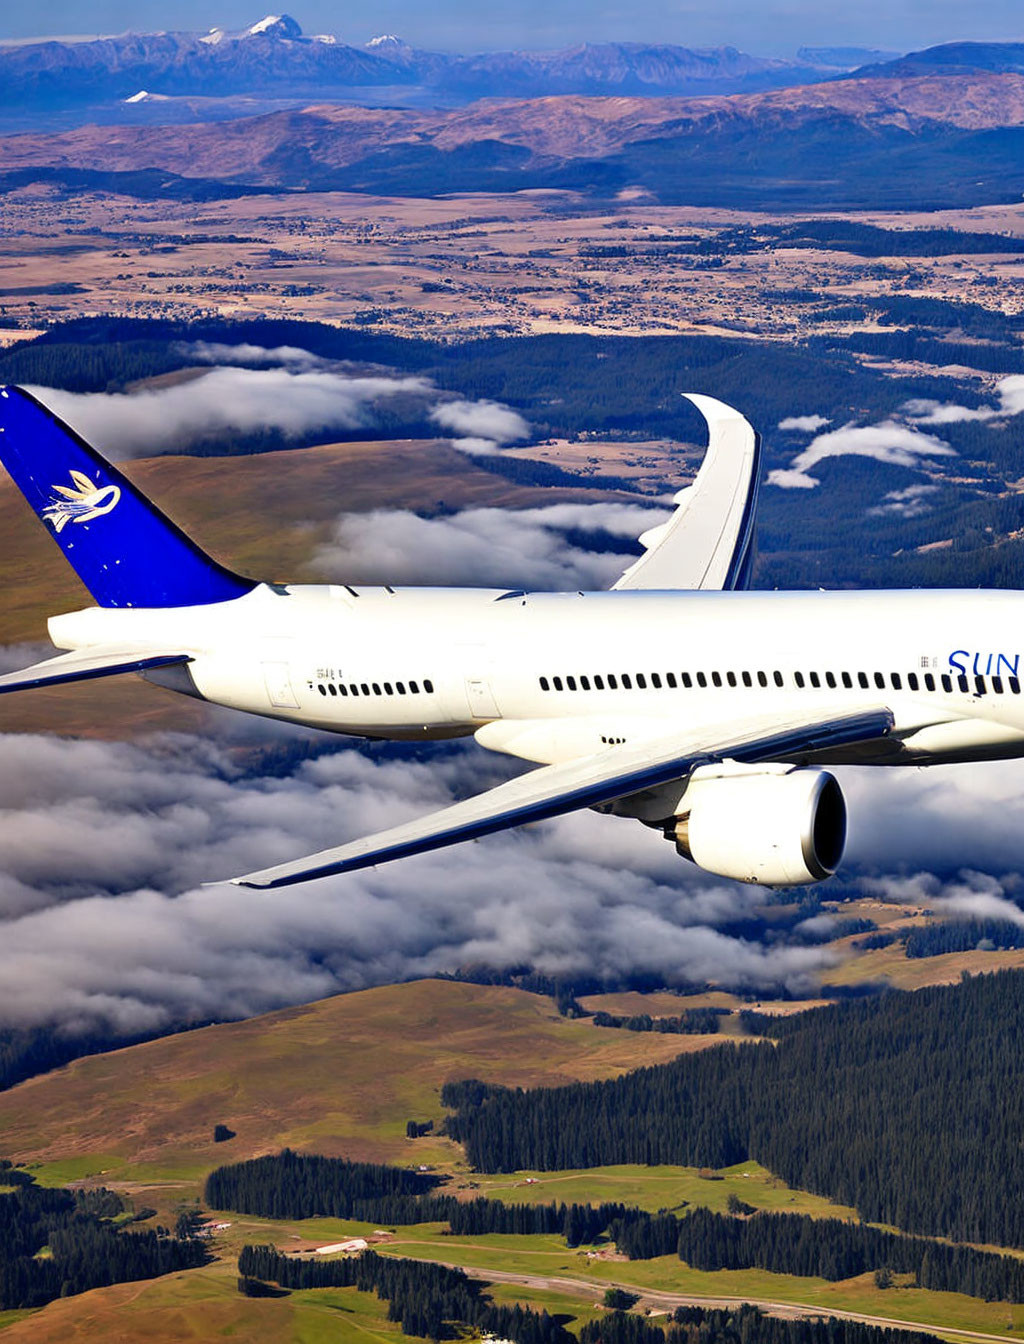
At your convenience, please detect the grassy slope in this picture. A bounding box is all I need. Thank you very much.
[0,437,628,736]
[0,980,706,1184]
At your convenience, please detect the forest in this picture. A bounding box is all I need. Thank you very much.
[611,1207,1024,1301]
[237,1245,572,1344]
[0,1161,207,1310]
[441,971,1024,1248]
[582,1304,947,1344]
[204,1149,455,1222]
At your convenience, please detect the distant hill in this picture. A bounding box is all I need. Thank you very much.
[854,41,1024,78]
[5,71,1024,208]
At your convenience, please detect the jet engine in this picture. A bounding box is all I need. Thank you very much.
[671,765,846,887]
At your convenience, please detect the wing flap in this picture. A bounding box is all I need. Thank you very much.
[0,646,192,695]
[613,394,760,592]
[230,707,893,888]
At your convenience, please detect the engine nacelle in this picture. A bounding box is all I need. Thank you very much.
[672,766,846,887]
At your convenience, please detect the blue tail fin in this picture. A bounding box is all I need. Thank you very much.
[0,386,254,608]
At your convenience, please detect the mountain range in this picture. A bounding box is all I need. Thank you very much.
[5,64,1024,210]
[0,16,897,131]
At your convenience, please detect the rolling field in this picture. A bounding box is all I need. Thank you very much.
[4,977,1024,1341]
[0,980,711,1187]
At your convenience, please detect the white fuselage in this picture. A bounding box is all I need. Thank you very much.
[47,582,1024,770]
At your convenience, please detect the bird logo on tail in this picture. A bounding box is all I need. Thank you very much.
[43,471,121,532]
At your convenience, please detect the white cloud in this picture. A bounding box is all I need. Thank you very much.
[904,375,1024,426]
[778,414,831,433]
[429,398,530,451]
[27,367,434,459]
[308,502,671,590]
[178,340,325,370]
[866,483,939,518]
[767,420,955,490]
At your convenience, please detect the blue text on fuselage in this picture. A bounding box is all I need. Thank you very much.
[949,650,1020,677]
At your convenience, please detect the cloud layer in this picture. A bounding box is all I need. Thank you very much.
[0,729,848,1037]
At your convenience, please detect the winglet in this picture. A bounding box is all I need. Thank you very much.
[613,394,760,592]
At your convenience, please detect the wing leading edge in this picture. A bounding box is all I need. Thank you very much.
[230,707,893,888]
[613,394,760,592]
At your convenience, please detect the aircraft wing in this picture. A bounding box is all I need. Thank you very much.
[0,646,192,695]
[613,394,760,592]
[230,706,893,888]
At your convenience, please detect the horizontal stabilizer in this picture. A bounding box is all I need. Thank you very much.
[0,646,192,696]
[230,707,893,888]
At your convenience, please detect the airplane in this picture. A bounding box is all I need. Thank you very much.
[0,382,1017,891]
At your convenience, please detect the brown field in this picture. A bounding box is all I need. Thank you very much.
[1,185,1023,351]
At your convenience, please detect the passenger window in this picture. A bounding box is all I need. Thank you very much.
[351,685,360,697]
[842,672,852,689]
[825,672,836,689]
[540,676,550,691]
[636,673,647,688]
[757,671,768,688]
[651,673,662,688]
[621,673,632,689]
[975,675,986,695]
[810,672,820,688]
[682,672,693,688]
[697,672,707,688]
[567,675,577,691]
[607,674,618,689]
[397,683,406,695]
[424,680,434,693]
[666,672,677,688]
[858,673,869,689]
[594,675,604,689]
[384,683,393,695]
[372,683,382,696]
[907,673,918,691]
[1011,677,1021,695]
[742,671,752,687]
[890,673,901,690]
[361,683,371,696]
[410,680,420,693]
[993,676,1004,694]
[340,685,349,697]
[924,673,935,691]
[318,684,327,696]
[957,675,969,693]
[874,673,885,690]
[711,672,722,688]
[773,671,784,687]
[580,675,591,690]
[794,672,805,688]
[941,674,952,693]
[552,677,563,691]
[726,672,737,688]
